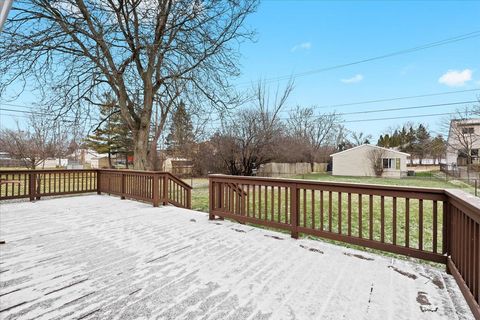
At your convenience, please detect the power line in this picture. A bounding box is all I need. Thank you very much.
[284,88,480,111]
[2,88,478,114]
[0,109,84,123]
[0,108,46,115]
[342,112,456,123]
[204,99,476,123]
[236,30,480,86]
[335,100,477,117]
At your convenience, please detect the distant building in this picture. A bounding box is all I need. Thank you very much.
[446,118,480,166]
[330,144,410,178]
[90,156,111,169]
[38,158,68,168]
[162,157,193,176]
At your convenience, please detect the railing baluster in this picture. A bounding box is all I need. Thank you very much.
[369,195,373,240]
[271,186,274,221]
[320,190,324,231]
[253,185,256,219]
[247,184,250,217]
[285,187,288,224]
[405,198,410,248]
[264,185,267,220]
[358,194,363,238]
[277,186,281,223]
[328,191,332,232]
[433,200,438,253]
[303,188,307,227]
[419,199,424,251]
[338,192,342,234]
[347,193,351,236]
[380,196,385,243]
[258,185,262,219]
[311,190,315,230]
[393,197,397,246]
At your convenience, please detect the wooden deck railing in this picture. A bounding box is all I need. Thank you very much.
[208,174,480,318]
[444,189,480,319]
[0,169,192,209]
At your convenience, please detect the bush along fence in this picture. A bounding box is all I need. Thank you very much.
[208,174,480,319]
[0,169,192,209]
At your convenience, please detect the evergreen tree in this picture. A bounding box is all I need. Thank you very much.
[85,95,133,168]
[165,101,195,158]
[430,135,446,164]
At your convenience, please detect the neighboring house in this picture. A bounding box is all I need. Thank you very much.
[162,157,193,175]
[90,156,111,169]
[407,158,446,166]
[446,119,480,167]
[38,158,68,168]
[331,144,410,178]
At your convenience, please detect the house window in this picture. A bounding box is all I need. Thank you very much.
[383,158,400,170]
[462,127,474,134]
[382,158,393,169]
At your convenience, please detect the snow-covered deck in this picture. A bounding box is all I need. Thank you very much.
[0,195,474,319]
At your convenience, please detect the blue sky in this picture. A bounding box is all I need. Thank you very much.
[1,0,479,141]
[233,0,480,140]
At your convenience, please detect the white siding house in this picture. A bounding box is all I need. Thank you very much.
[331,144,410,178]
[446,119,480,167]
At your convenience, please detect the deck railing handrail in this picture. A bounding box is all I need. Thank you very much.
[209,173,447,197]
[0,169,192,209]
[208,174,480,319]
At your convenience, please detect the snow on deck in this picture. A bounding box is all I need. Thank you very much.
[0,195,474,320]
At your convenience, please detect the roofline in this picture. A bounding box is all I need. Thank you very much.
[330,144,411,157]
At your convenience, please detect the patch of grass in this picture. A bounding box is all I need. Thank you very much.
[291,172,475,193]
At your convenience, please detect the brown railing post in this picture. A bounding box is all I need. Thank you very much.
[187,187,191,209]
[290,183,299,239]
[29,172,36,201]
[209,179,215,220]
[96,170,101,195]
[153,173,160,207]
[444,200,451,274]
[162,174,168,205]
[120,172,126,200]
[218,182,223,211]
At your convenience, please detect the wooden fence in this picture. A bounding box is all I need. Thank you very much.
[209,174,479,319]
[0,169,192,209]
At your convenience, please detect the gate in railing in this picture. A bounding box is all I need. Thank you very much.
[0,169,191,209]
[209,174,479,319]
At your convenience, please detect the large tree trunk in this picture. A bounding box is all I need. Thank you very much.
[148,140,161,171]
[133,127,150,170]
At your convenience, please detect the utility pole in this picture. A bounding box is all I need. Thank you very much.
[0,0,14,32]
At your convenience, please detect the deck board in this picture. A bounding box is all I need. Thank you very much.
[0,195,474,319]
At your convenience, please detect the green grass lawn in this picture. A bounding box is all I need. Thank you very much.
[189,172,474,213]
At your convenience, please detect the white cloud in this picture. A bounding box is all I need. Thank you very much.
[438,69,473,87]
[291,42,312,52]
[341,74,364,84]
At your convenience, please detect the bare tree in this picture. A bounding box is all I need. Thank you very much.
[213,81,294,176]
[1,0,258,169]
[0,113,72,169]
[350,131,372,146]
[287,106,341,165]
[367,148,386,177]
